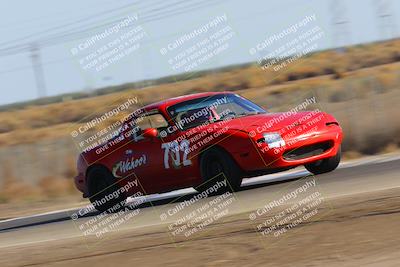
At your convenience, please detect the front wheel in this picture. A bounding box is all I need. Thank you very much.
[87,166,126,213]
[196,147,242,194]
[305,147,341,175]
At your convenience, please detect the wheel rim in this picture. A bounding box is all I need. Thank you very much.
[205,156,224,179]
[91,172,105,193]
[90,170,116,201]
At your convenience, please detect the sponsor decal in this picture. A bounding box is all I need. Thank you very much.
[112,150,147,178]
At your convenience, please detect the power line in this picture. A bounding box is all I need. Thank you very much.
[0,0,153,49]
[0,0,222,56]
[0,57,71,75]
[39,0,222,46]
[0,0,228,99]
[0,0,228,75]
[0,0,229,73]
[0,0,136,30]
[30,0,209,46]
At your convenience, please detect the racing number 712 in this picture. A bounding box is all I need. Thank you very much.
[161,139,192,169]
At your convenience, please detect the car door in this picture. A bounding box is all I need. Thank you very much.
[158,130,201,190]
[124,110,175,193]
[105,110,169,194]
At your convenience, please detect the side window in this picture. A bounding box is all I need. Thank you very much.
[135,113,168,132]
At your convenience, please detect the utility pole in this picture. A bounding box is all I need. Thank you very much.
[30,43,47,98]
[373,0,397,40]
[330,0,351,53]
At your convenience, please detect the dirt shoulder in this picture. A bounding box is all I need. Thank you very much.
[1,186,399,267]
[0,196,88,221]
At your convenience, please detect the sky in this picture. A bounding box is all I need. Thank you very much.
[0,0,399,105]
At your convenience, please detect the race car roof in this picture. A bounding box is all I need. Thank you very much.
[142,91,233,111]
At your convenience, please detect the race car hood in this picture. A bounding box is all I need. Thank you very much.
[221,111,330,133]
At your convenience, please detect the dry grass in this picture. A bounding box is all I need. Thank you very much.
[0,39,400,202]
[0,157,80,203]
[0,39,399,136]
[0,160,40,203]
[38,176,76,198]
[0,52,399,149]
[0,176,80,203]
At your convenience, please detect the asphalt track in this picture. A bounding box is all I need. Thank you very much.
[0,153,399,249]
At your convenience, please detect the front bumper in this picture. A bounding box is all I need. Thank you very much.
[236,125,343,171]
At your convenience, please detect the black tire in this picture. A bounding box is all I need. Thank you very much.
[305,147,341,175]
[87,166,126,213]
[196,147,242,194]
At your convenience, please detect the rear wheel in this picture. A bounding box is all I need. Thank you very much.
[305,147,341,175]
[87,166,126,213]
[196,147,242,194]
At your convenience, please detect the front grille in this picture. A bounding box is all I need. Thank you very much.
[283,141,333,160]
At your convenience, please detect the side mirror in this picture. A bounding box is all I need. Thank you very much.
[142,128,158,138]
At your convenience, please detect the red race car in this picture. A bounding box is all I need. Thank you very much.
[74,92,343,212]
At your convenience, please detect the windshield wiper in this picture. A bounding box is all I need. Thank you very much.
[236,111,264,117]
[211,111,264,123]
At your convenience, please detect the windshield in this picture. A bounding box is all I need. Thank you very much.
[167,93,266,130]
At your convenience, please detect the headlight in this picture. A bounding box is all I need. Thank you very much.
[263,132,285,148]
